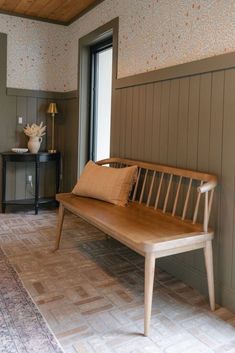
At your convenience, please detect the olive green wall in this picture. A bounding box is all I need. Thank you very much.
[110,52,235,313]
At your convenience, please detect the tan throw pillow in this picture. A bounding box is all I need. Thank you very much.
[72,160,138,206]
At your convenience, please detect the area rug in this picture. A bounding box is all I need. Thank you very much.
[0,246,64,353]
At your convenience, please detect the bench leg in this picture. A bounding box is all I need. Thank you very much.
[144,253,155,337]
[54,203,65,252]
[204,240,215,311]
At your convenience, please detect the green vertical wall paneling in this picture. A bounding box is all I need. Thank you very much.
[166,80,180,217]
[167,79,179,167]
[37,97,49,198]
[110,87,119,157]
[177,78,189,168]
[187,76,200,171]
[119,89,127,158]
[15,96,27,200]
[145,84,154,162]
[112,64,235,311]
[0,33,6,94]
[124,87,133,158]
[26,97,37,199]
[196,74,213,273]
[176,78,190,264]
[130,86,139,160]
[159,81,170,165]
[198,74,212,171]
[113,89,121,157]
[159,82,170,209]
[186,76,201,268]
[151,82,161,163]
[60,97,78,191]
[138,85,146,161]
[208,71,224,292]
[222,69,235,289]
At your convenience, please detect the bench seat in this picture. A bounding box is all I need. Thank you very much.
[57,192,213,256]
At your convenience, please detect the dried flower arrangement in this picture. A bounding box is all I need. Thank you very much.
[24,122,46,138]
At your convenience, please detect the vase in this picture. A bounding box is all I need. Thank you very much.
[28,136,42,154]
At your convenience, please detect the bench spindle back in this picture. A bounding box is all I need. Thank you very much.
[98,158,217,230]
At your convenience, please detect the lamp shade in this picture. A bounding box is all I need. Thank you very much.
[47,102,58,114]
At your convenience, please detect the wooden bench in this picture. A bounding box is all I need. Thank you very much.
[54,157,218,336]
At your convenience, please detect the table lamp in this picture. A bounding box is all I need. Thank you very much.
[47,102,58,153]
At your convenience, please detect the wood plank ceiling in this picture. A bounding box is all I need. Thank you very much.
[0,0,102,25]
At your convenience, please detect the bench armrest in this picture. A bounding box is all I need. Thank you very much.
[197,178,217,193]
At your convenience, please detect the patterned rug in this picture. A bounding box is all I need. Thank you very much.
[0,246,64,353]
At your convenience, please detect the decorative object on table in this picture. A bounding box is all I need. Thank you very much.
[24,122,46,154]
[47,102,58,153]
[11,148,28,153]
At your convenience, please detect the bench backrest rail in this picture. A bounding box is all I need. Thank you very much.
[97,158,217,232]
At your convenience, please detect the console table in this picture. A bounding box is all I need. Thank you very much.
[1,152,60,214]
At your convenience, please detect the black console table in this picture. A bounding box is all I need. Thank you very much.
[1,152,60,214]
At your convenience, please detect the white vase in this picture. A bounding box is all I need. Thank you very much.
[28,136,42,154]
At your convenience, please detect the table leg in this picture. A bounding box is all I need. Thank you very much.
[35,160,40,215]
[55,156,60,194]
[2,159,6,213]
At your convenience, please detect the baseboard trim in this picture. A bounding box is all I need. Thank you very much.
[158,256,235,313]
[221,286,235,312]
[158,255,214,298]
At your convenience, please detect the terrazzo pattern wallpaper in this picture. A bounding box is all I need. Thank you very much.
[0,14,70,92]
[67,0,235,91]
[1,0,235,92]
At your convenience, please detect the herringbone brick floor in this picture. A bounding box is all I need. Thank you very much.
[0,210,235,353]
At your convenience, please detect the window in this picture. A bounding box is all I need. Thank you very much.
[90,38,113,161]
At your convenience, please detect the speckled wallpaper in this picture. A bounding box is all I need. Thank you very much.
[0,14,70,92]
[67,0,235,91]
[1,0,235,92]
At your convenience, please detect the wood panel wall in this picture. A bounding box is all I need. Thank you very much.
[111,61,235,312]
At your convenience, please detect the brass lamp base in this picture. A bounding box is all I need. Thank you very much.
[48,149,57,153]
